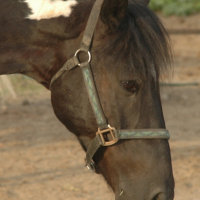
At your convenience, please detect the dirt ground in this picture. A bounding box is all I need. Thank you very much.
[0,14,200,200]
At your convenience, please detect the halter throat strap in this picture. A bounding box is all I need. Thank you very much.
[50,0,170,173]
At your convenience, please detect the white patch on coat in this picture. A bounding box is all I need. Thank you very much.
[24,0,78,20]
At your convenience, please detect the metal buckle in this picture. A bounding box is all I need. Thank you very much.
[96,125,118,146]
[86,161,96,173]
[74,49,91,66]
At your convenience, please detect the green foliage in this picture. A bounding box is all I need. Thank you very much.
[149,0,200,16]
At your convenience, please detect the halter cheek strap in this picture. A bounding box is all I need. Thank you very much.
[50,0,170,173]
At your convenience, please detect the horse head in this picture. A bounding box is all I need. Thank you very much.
[0,0,174,199]
[50,0,174,199]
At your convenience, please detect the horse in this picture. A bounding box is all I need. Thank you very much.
[0,0,174,199]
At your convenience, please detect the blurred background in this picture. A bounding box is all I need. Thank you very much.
[0,1,200,200]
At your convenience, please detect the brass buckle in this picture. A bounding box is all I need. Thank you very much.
[96,125,118,146]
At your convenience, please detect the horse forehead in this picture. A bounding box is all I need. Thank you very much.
[24,0,78,20]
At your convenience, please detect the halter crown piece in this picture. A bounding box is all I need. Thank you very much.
[50,0,170,173]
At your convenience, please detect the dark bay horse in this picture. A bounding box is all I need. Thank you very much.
[0,0,174,199]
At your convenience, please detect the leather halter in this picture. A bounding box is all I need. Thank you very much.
[50,0,170,173]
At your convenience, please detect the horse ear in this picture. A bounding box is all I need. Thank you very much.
[100,0,128,31]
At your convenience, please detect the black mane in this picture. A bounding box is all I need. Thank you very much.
[98,1,171,79]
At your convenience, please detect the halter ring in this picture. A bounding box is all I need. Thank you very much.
[74,49,91,66]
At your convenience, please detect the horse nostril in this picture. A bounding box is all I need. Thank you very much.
[152,193,167,200]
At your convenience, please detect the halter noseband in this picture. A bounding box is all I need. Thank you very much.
[50,0,170,173]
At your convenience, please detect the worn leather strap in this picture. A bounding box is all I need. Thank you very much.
[50,56,79,87]
[80,0,104,51]
[85,134,104,171]
[80,62,108,129]
[118,129,170,139]
[85,129,170,170]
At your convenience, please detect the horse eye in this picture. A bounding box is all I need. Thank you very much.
[122,80,139,93]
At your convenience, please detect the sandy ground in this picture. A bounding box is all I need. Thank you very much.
[0,13,200,200]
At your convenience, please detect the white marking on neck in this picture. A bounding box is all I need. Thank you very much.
[24,0,78,20]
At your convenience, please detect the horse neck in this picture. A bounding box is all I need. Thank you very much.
[0,0,93,89]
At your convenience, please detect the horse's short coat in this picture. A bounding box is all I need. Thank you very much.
[0,0,174,199]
